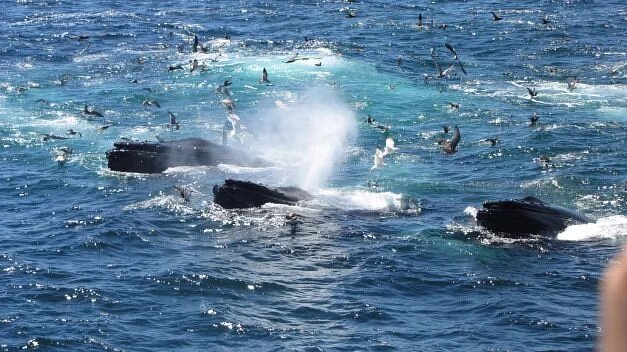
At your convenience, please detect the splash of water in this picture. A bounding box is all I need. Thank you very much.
[557,215,627,241]
[251,87,357,191]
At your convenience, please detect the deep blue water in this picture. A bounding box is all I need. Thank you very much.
[1,0,626,351]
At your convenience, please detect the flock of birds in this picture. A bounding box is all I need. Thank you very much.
[14,7,620,202]
[355,9,589,172]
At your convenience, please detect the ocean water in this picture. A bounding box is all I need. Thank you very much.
[1,0,626,351]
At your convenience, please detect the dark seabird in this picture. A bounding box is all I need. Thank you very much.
[346,10,357,18]
[491,12,503,21]
[315,62,322,66]
[84,105,103,117]
[173,185,192,202]
[444,43,467,75]
[55,74,70,86]
[418,13,423,30]
[136,57,146,65]
[130,79,139,84]
[438,126,460,154]
[527,87,538,98]
[375,124,390,132]
[97,124,111,131]
[223,80,233,87]
[542,15,550,24]
[440,23,448,30]
[66,129,82,137]
[431,48,454,78]
[443,125,450,134]
[259,67,271,84]
[54,148,72,165]
[189,59,207,72]
[167,111,180,130]
[483,138,499,146]
[192,35,199,53]
[529,112,539,126]
[367,115,375,124]
[42,134,69,142]
[448,102,460,110]
[35,99,50,105]
[215,82,231,97]
[68,34,90,41]
[143,100,161,108]
[396,55,403,66]
[168,64,184,71]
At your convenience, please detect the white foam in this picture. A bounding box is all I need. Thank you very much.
[312,188,406,211]
[557,215,627,241]
[464,206,478,219]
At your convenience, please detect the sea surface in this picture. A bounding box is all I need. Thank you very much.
[1,0,626,351]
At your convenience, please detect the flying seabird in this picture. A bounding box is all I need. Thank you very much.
[259,67,271,84]
[226,112,240,132]
[143,100,161,108]
[285,52,299,63]
[221,99,235,111]
[173,185,192,202]
[371,146,385,170]
[527,87,538,98]
[167,111,180,130]
[491,12,503,21]
[444,43,467,75]
[438,125,461,154]
[431,48,455,78]
[192,35,199,53]
[383,137,398,156]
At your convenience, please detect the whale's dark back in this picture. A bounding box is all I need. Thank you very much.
[107,138,271,173]
[213,179,311,209]
[476,196,590,237]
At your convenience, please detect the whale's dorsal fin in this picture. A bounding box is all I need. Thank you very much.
[522,196,544,204]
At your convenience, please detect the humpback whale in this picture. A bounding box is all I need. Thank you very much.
[476,196,590,237]
[213,179,311,209]
[106,138,270,173]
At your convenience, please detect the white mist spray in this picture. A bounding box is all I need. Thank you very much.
[251,87,357,191]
